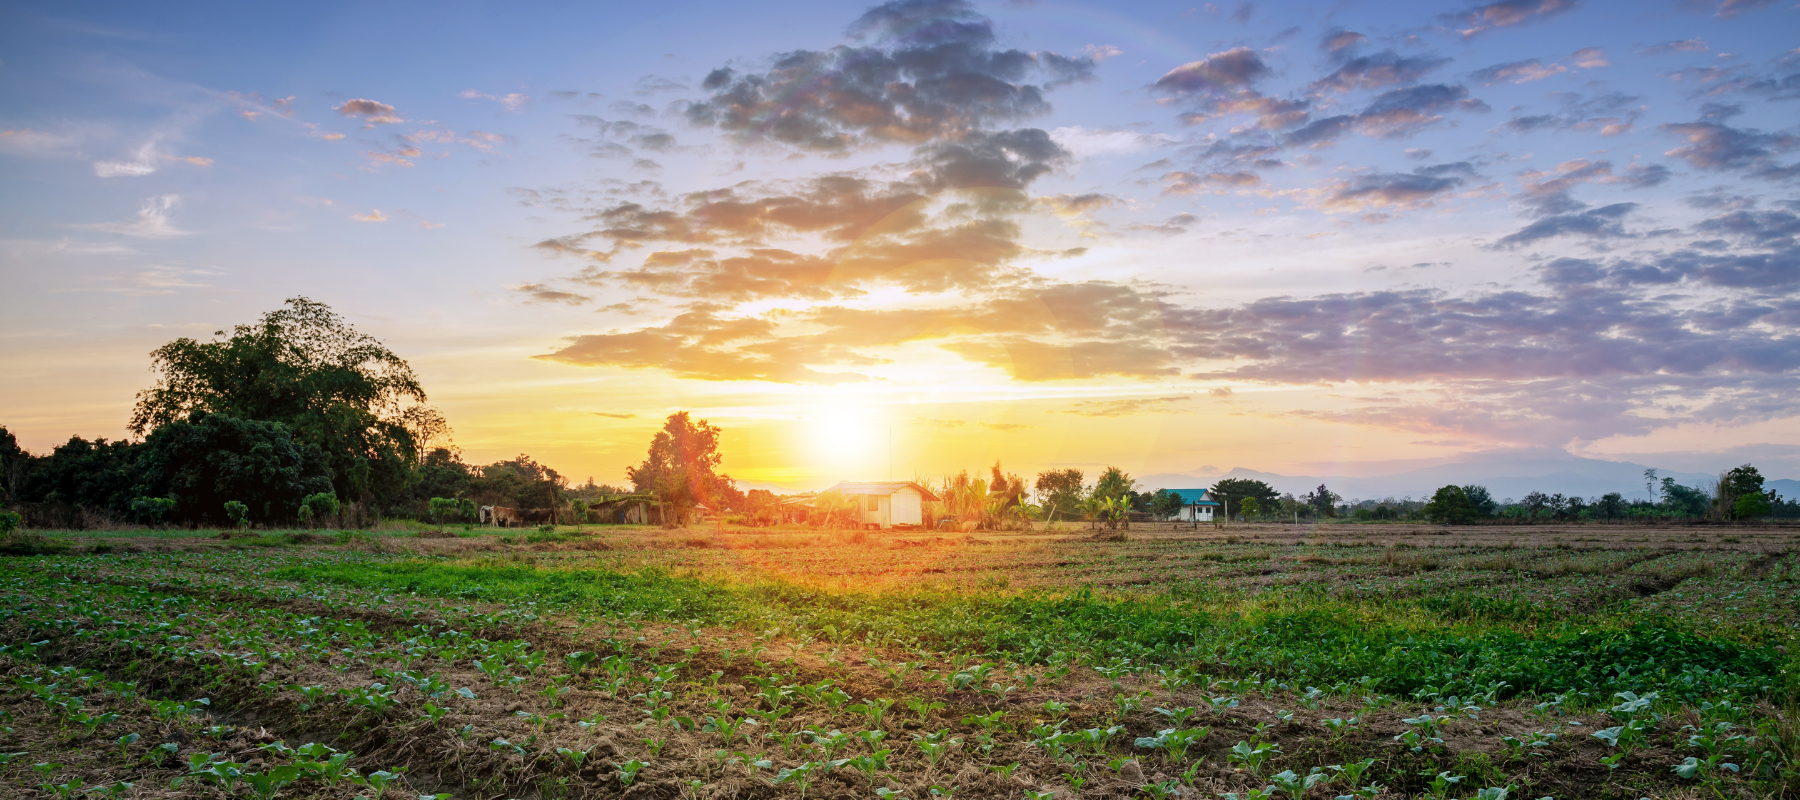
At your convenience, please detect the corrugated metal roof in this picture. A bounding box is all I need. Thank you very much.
[1168,488,1221,505]
[827,481,941,501]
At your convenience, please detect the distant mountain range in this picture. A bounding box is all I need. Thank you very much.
[1138,452,1799,503]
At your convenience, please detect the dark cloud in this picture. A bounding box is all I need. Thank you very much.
[1287,84,1487,146]
[1660,121,1800,175]
[1498,90,1641,136]
[1321,164,1470,212]
[1447,0,1579,36]
[1154,47,1271,95]
[913,128,1068,191]
[683,0,1093,151]
[1610,162,1672,188]
[1311,51,1450,93]
[1167,283,1800,443]
[1493,202,1636,248]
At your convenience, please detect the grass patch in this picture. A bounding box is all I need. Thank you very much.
[276,557,1789,701]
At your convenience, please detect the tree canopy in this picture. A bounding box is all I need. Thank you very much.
[129,297,445,502]
[1208,478,1279,515]
[628,411,733,525]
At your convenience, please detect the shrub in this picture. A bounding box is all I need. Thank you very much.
[129,496,176,525]
[1422,485,1477,525]
[223,500,250,530]
[299,492,340,524]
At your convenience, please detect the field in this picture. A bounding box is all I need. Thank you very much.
[2,520,1797,799]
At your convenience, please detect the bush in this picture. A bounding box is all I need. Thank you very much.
[299,492,340,524]
[129,496,176,525]
[139,412,332,524]
[1422,485,1477,525]
[0,510,17,535]
[223,500,250,530]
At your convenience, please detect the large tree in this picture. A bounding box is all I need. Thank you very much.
[1208,478,1280,518]
[1033,468,1083,521]
[1092,466,1135,502]
[628,412,733,526]
[138,412,333,525]
[129,297,445,506]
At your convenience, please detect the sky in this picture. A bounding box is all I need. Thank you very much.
[2,0,1797,491]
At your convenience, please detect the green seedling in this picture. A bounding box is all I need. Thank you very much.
[1227,741,1279,778]
[1269,767,1327,798]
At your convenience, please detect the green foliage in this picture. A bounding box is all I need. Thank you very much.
[0,510,17,535]
[1733,492,1771,518]
[128,297,443,506]
[139,412,332,524]
[282,559,1784,702]
[1033,468,1084,521]
[1146,489,1184,519]
[1209,478,1280,515]
[428,497,470,525]
[1423,485,1477,525]
[628,412,731,525]
[223,501,250,530]
[1091,466,1135,503]
[299,492,340,522]
[128,496,176,524]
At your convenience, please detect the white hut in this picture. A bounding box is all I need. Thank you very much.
[1166,489,1224,521]
[826,481,940,529]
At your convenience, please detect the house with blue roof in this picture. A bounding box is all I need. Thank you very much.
[1165,488,1223,522]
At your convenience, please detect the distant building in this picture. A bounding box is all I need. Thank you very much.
[826,481,941,529]
[1165,488,1222,521]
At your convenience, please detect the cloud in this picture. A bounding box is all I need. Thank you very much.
[458,89,531,109]
[1155,47,1271,95]
[1058,395,1192,417]
[1168,284,1800,443]
[1611,162,1673,188]
[351,210,387,222]
[100,194,194,239]
[1287,84,1487,146]
[1571,47,1608,68]
[1493,202,1637,248]
[1208,386,1234,397]
[1683,0,1779,19]
[1161,170,1261,195]
[96,265,220,295]
[1516,158,1613,216]
[1636,38,1708,56]
[684,0,1093,151]
[592,412,637,419]
[1310,52,1449,93]
[1660,121,1800,175]
[978,421,1034,430]
[514,283,592,305]
[335,98,403,125]
[1448,0,1579,37]
[1320,29,1367,55]
[1470,58,1567,85]
[1318,163,1473,212]
[92,140,209,177]
[535,308,874,384]
[1050,126,1177,158]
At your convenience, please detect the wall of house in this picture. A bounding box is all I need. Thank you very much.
[891,488,923,527]
[857,493,890,526]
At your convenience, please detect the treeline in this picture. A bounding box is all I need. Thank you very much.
[1413,466,1796,524]
[0,299,631,530]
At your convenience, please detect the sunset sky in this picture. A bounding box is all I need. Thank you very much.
[3,0,1797,490]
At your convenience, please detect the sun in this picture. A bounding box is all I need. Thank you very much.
[807,407,883,477]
